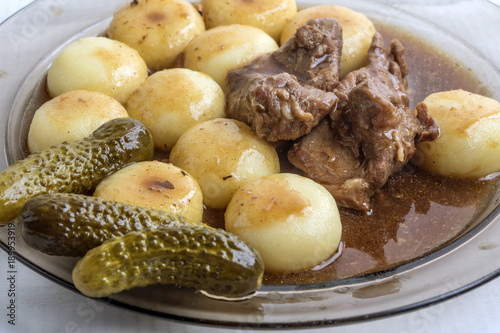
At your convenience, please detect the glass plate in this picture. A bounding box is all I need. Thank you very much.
[0,0,499,328]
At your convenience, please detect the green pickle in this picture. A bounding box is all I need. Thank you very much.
[72,226,264,299]
[11,117,264,299]
[0,118,154,224]
[20,193,204,257]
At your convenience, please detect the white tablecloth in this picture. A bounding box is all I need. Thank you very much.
[1,1,499,332]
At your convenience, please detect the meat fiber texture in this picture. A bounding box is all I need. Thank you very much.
[225,19,439,211]
[288,32,438,210]
[225,18,342,142]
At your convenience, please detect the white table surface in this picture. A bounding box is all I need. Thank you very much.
[1,1,500,332]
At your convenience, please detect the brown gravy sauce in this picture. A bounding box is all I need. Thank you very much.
[201,22,499,285]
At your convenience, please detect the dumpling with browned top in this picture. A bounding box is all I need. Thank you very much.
[225,173,342,273]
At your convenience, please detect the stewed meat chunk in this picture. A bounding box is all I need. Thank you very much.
[288,33,439,211]
[225,18,343,142]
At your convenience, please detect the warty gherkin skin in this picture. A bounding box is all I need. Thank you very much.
[20,193,205,257]
[0,118,154,224]
[72,226,264,299]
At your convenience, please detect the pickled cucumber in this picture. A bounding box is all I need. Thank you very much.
[20,193,204,257]
[72,226,264,299]
[0,118,154,224]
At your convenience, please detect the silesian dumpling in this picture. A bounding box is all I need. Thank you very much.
[27,90,128,153]
[107,0,205,71]
[415,90,500,178]
[126,68,225,151]
[201,0,297,42]
[46,37,148,104]
[182,24,279,88]
[93,161,204,222]
[225,173,342,273]
[169,118,280,209]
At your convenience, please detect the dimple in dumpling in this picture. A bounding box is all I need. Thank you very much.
[107,0,205,71]
[93,161,204,222]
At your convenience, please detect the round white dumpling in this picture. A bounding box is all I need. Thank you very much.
[201,0,297,42]
[225,173,342,273]
[280,5,376,78]
[107,0,205,71]
[27,90,128,153]
[126,68,225,151]
[47,37,148,104]
[415,90,500,178]
[182,24,279,88]
[169,118,280,209]
[93,161,204,222]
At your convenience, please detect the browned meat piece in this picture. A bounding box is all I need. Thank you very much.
[225,18,342,142]
[334,32,409,117]
[288,118,372,208]
[288,33,439,211]
[225,70,338,142]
